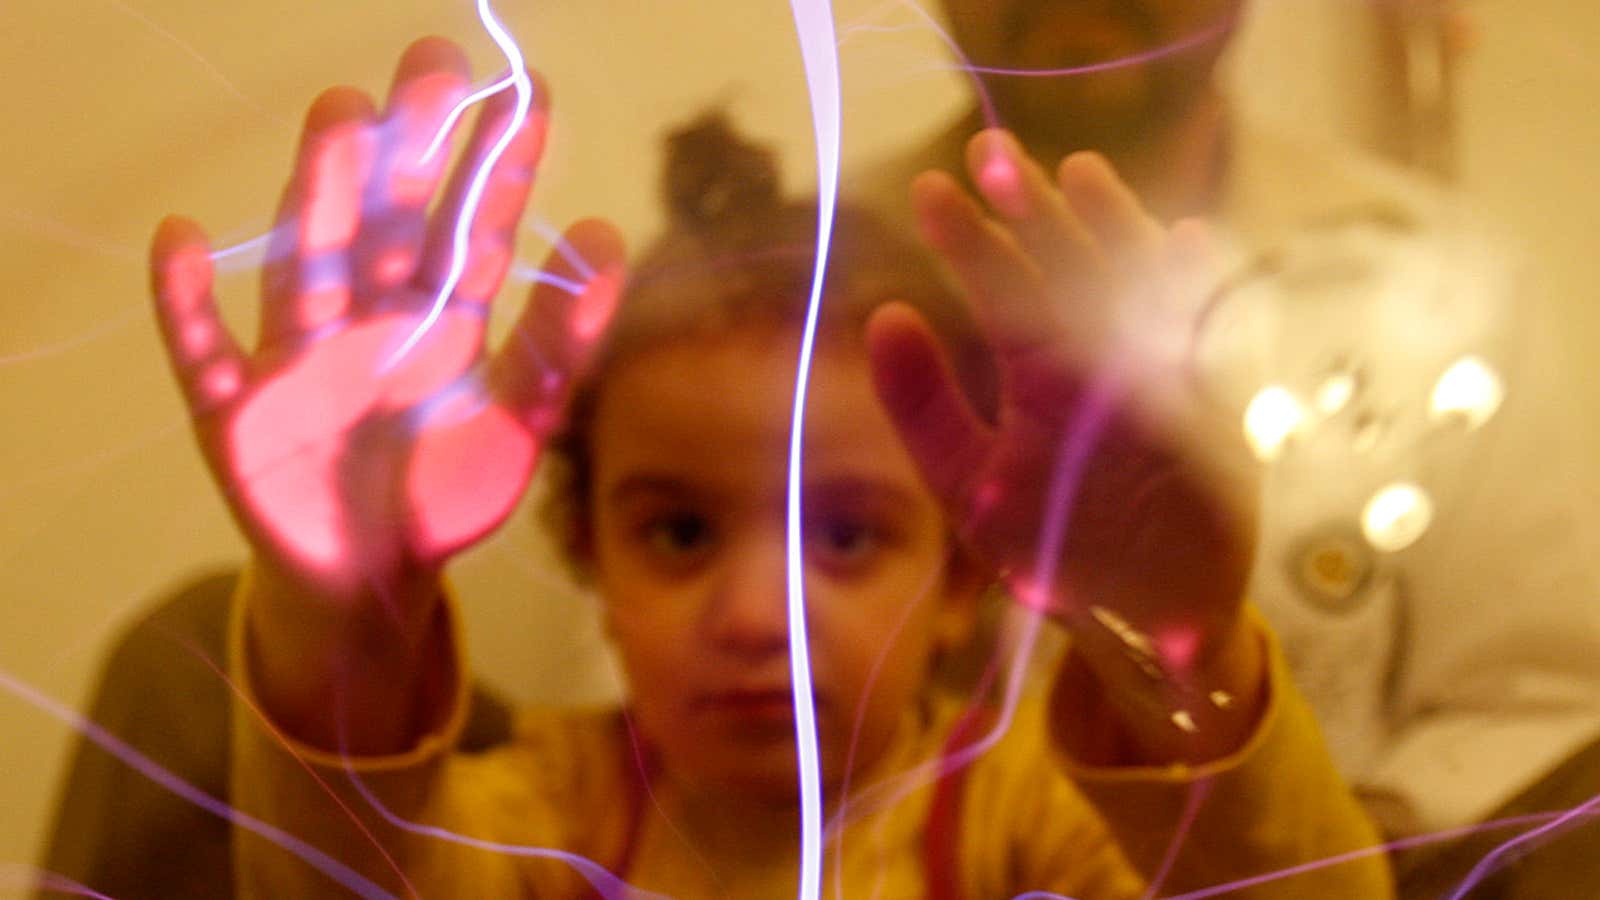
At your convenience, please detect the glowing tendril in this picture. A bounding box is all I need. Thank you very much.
[785,1,842,898]
[510,263,586,295]
[0,863,116,900]
[341,765,668,900]
[385,0,531,370]
[1445,791,1600,899]
[528,215,597,280]
[421,74,517,165]
[209,229,276,270]
[952,16,1235,78]
[0,666,398,900]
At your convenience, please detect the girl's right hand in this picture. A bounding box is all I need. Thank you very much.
[870,131,1262,763]
[150,38,623,617]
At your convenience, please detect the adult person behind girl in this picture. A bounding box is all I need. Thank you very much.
[854,0,1600,843]
[149,37,1391,897]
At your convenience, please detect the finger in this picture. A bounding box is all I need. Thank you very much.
[865,302,994,511]
[1056,151,1163,271]
[1117,218,1221,429]
[492,218,626,434]
[151,216,246,416]
[415,73,549,309]
[351,37,473,300]
[967,129,1104,287]
[1165,218,1216,291]
[1153,217,1220,339]
[260,86,378,348]
[911,169,1060,356]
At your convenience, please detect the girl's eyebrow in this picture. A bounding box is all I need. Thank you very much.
[607,472,917,511]
[606,473,699,504]
[803,476,919,510]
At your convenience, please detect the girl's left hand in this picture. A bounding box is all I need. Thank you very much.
[868,130,1261,745]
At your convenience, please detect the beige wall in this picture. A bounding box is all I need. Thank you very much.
[2,0,1597,877]
[1458,0,1600,362]
[1233,0,1600,371]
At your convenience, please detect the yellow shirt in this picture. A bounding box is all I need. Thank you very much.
[229,591,1393,899]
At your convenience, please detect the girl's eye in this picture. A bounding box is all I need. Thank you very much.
[810,518,881,567]
[643,513,712,558]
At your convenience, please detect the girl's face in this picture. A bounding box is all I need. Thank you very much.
[587,323,982,804]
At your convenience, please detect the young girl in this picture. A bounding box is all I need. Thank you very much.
[149,38,1391,898]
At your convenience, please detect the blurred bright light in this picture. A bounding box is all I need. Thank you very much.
[1244,385,1306,461]
[1362,482,1434,552]
[1431,355,1503,429]
[1314,370,1357,416]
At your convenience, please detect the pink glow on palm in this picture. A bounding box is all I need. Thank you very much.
[408,400,535,558]
[297,285,351,330]
[226,312,509,572]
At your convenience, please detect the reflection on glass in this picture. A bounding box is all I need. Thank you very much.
[5,1,1599,899]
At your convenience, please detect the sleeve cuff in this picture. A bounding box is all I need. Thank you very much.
[228,565,473,774]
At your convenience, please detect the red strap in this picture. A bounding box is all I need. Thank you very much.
[923,705,995,900]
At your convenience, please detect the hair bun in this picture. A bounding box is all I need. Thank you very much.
[662,111,781,232]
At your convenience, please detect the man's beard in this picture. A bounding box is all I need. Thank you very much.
[999,0,1161,57]
[983,0,1223,155]
[988,62,1210,156]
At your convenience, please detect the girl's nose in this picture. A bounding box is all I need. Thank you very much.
[705,531,794,656]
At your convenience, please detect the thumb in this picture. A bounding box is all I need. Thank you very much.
[866,302,993,510]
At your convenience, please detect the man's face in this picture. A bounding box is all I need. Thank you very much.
[939,0,1246,144]
[587,324,979,804]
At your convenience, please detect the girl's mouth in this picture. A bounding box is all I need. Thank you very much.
[697,688,830,726]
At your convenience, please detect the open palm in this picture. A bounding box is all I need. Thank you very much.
[150,39,622,600]
[870,130,1257,671]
